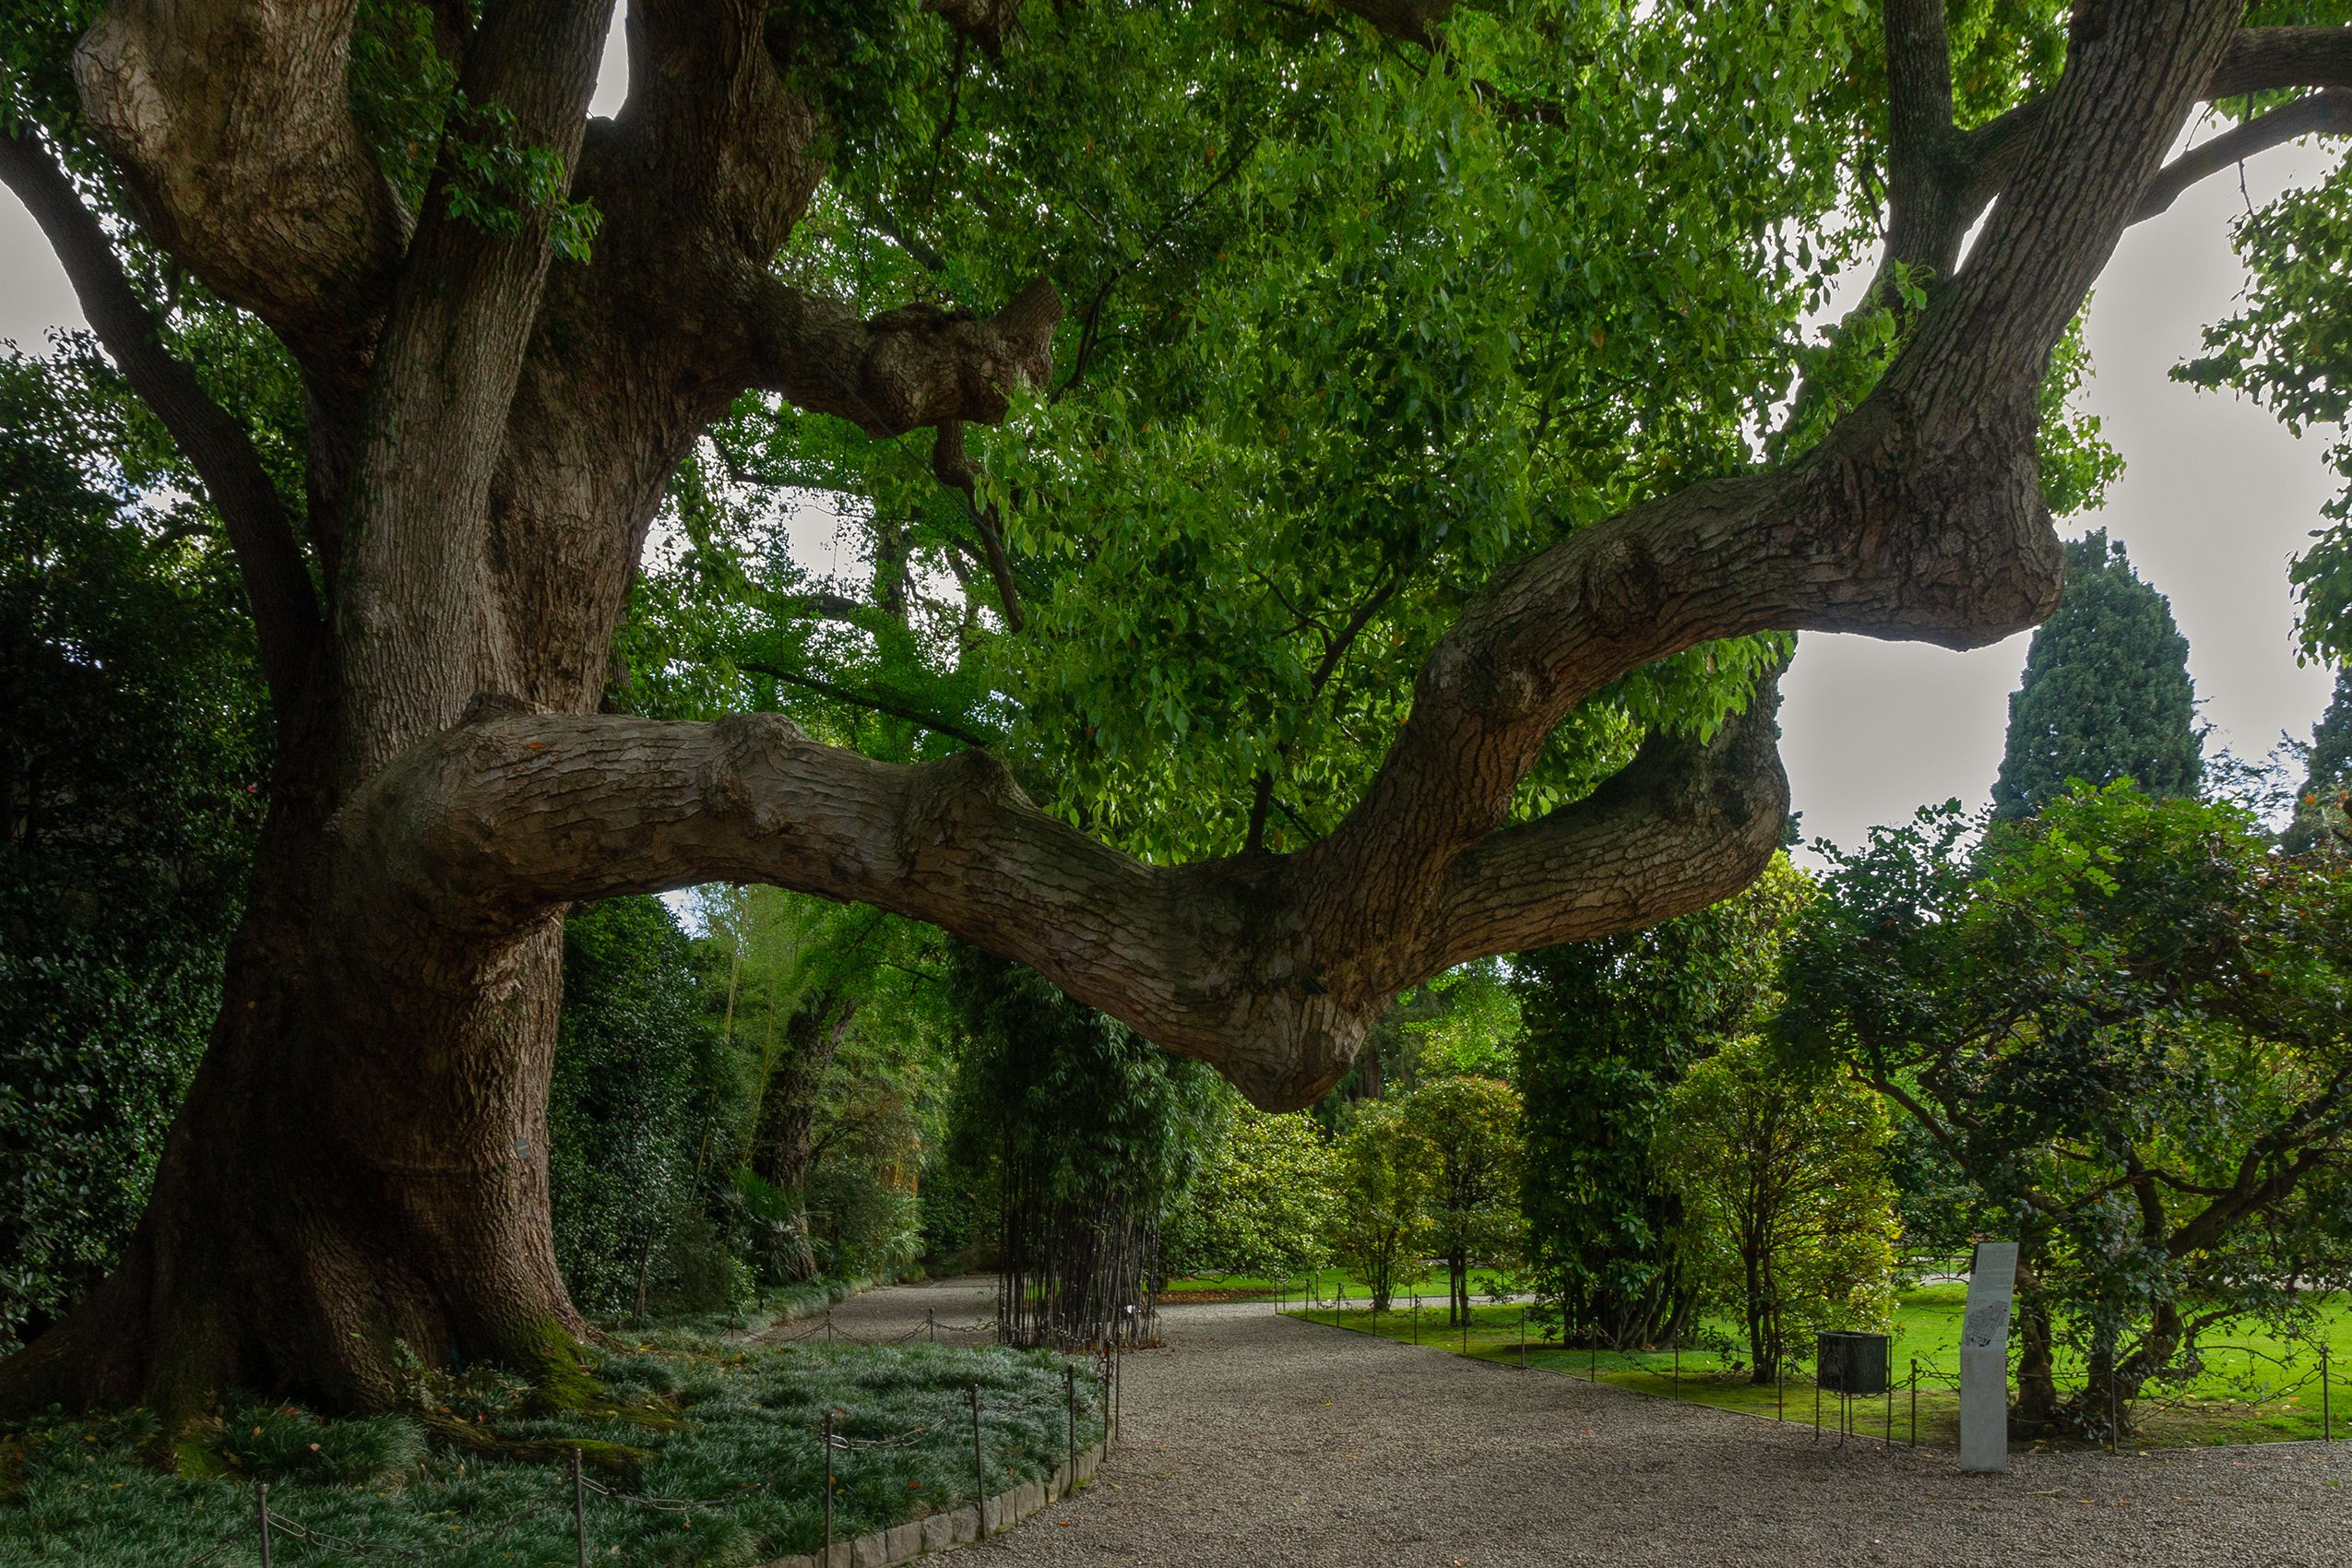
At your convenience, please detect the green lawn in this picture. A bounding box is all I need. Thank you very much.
[1290,1286,2352,1450]
[2,1337,1104,1567]
[1161,1266,1516,1302]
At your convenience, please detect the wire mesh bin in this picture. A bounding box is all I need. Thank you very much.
[1817,1331,1892,1396]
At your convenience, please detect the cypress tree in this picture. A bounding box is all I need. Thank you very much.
[2285,668,2352,856]
[1990,530,2202,820]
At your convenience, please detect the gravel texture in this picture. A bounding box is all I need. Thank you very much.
[819,1278,2352,1567]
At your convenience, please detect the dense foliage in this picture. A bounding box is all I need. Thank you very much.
[1514,857,1808,1348]
[2286,668,2352,856]
[1782,784,2352,1437]
[1652,1037,1899,1382]
[0,350,267,1354]
[548,897,735,1322]
[1162,1101,1335,1283]
[1990,530,2202,820]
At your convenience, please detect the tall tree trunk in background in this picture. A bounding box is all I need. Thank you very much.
[751,992,856,1282]
[2011,1278,2061,1436]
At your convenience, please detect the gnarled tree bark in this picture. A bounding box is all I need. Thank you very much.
[2,0,2345,1416]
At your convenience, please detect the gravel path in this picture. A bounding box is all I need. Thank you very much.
[814,1277,2352,1567]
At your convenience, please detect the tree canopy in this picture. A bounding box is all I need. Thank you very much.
[7,0,2352,1416]
[1782,784,2352,1437]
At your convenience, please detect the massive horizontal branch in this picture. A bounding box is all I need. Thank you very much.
[353,692,1783,1109]
[0,130,323,703]
[339,0,2243,1116]
[1433,681,1789,960]
[745,278,1063,437]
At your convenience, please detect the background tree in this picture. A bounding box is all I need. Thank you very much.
[1324,1102,1431,1312]
[2286,668,2352,856]
[6,0,2343,1416]
[1396,1075,1523,1326]
[948,951,1224,1347]
[546,896,732,1323]
[1651,1037,1899,1383]
[1160,1102,1334,1284]
[1515,857,1808,1348]
[0,350,267,1354]
[1990,529,2203,820]
[1782,785,2352,1439]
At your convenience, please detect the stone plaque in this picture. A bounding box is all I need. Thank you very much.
[1959,1241,2018,1474]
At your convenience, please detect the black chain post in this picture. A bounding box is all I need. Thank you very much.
[572,1446,588,1568]
[1776,1357,1784,1421]
[1909,1359,1919,1447]
[2325,1347,2334,1442]
[1883,1342,1894,1448]
[1672,1337,1680,1400]
[1065,1363,1077,1487]
[1519,1306,1526,1370]
[255,1481,272,1568]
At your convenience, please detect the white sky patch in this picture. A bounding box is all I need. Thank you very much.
[590,4,630,119]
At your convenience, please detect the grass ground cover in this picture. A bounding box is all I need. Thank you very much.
[1291,1287,2352,1449]
[1,1338,1104,1567]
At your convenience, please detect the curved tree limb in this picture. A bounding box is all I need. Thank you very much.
[1432,681,1789,962]
[0,130,323,703]
[746,278,1063,438]
[2133,89,2352,221]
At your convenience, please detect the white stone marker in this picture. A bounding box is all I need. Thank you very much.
[1959,1241,2019,1474]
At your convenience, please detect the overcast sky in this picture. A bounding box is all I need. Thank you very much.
[1779,134,2344,856]
[3,60,2341,861]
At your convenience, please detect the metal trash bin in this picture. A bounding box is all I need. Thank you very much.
[1817,1330,1891,1396]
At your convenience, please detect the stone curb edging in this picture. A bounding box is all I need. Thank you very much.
[757,1438,1106,1568]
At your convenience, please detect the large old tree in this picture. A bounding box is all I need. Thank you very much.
[3,0,2348,1414]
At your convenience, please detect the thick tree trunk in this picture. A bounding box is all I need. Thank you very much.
[2010,1286,2061,1437]
[0,779,584,1420]
[750,995,856,1284]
